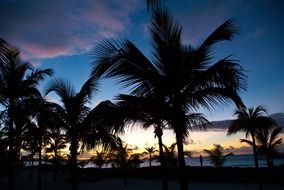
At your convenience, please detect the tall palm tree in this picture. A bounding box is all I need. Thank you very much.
[144,146,157,167]
[227,106,277,168]
[204,144,233,168]
[46,78,121,190]
[92,0,245,187]
[0,38,53,190]
[45,77,97,190]
[240,126,282,167]
[23,95,63,190]
[117,94,170,190]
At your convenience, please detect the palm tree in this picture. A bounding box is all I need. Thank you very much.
[240,126,282,167]
[128,153,143,168]
[0,38,53,190]
[227,106,277,168]
[117,94,170,190]
[204,144,233,168]
[144,146,157,167]
[107,138,132,186]
[45,77,97,190]
[90,150,107,169]
[22,121,40,179]
[45,128,67,181]
[162,143,178,168]
[24,96,63,190]
[0,129,9,171]
[45,78,121,190]
[92,1,246,189]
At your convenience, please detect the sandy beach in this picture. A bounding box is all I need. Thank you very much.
[1,169,283,190]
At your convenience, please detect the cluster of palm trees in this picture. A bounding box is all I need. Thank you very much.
[0,1,282,190]
[0,39,124,190]
[228,106,282,168]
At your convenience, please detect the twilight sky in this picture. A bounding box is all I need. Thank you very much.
[1,0,283,154]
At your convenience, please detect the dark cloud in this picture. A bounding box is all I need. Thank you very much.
[204,113,284,132]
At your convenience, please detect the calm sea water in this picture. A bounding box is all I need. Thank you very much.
[25,154,284,168]
[82,154,284,168]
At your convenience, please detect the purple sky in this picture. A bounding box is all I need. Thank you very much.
[1,0,283,122]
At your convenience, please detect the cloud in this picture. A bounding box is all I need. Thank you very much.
[203,113,284,132]
[0,0,143,59]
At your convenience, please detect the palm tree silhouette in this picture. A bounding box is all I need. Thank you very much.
[90,150,107,169]
[240,126,282,167]
[227,106,277,168]
[45,77,97,190]
[0,38,53,190]
[204,144,233,168]
[24,95,64,190]
[107,138,132,186]
[46,78,121,190]
[45,128,67,181]
[128,153,143,168]
[162,143,178,168]
[144,146,157,167]
[117,94,170,190]
[92,1,245,189]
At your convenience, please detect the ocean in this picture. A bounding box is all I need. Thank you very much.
[24,154,284,168]
[82,154,284,168]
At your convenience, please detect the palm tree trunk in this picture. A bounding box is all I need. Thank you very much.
[251,132,262,190]
[15,138,21,176]
[53,150,58,182]
[156,126,168,190]
[30,153,34,179]
[149,153,152,167]
[176,132,188,190]
[70,138,78,190]
[37,138,42,190]
[8,138,15,190]
[251,134,259,168]
[8,104,15,190]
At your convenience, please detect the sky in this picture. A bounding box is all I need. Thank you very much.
[1,0,284,156]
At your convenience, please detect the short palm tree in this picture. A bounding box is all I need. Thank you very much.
[92,1,246,189]
[22,121,40,179]
[240,126,282,167]
[107,138,132,186]
[227,106,277,168]
[163,143,178,168]
[128,153,143,168]
[90,150,107,169]
[144,146,157,167]
[204,144,233,168]
[45,128,67,181]
[0,38,53,190]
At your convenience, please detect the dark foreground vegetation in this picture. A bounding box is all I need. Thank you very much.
[84,166,284,183]
[2,165,283,183]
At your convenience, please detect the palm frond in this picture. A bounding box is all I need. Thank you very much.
[200,19,237,50]
[25,68,54,87]
[240,138,254,146]
[77,76,99,104]
[92,40,157,90]
[45,78,75,105]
